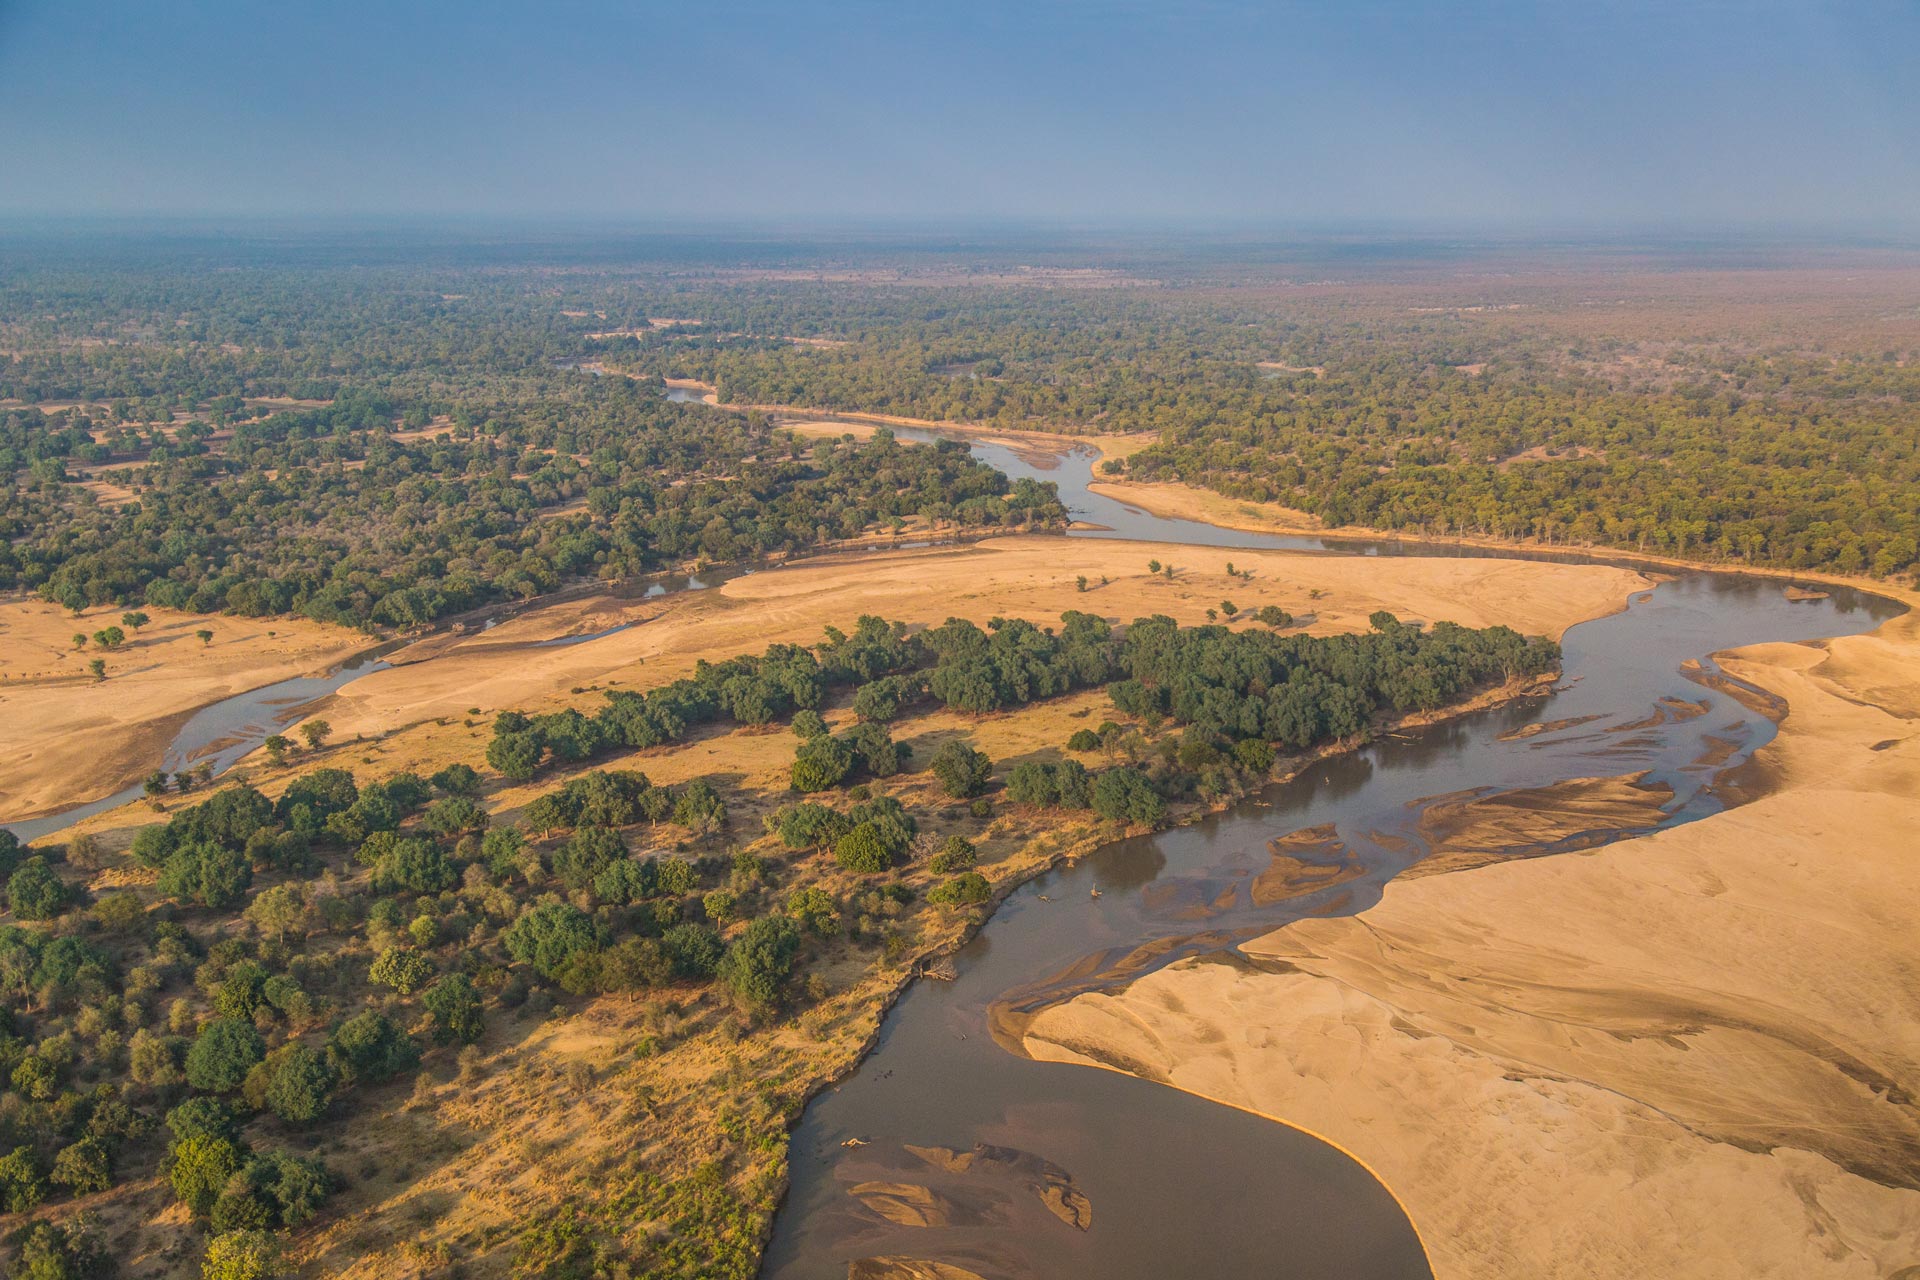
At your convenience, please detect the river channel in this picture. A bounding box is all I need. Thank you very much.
[759,425,1901,1278]
[4,413,1899,1277]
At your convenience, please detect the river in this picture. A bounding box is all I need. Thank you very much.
[4,416,1898,1276]
[758,427,1901,1279]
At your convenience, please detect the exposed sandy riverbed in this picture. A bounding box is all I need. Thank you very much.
[313,535,1640,746]
[0,600,366,821]
[1021,588,1920,1279]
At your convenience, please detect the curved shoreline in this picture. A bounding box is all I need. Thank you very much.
[1018,586,1920,1279]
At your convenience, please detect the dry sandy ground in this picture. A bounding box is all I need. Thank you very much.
[314,536,1644,748]
[1022,590,1920,1279]
[0,600,367,820]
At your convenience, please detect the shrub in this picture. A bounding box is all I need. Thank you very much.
[201,1228,280,1280]
[717,917,802,1013]
[430,763,482,796]
[168,1133,242,1217]
[1231,738,1276,772]
[786,886,839,937]
[256,1044,334,1124]
[662,923,724,979]
[503,901,600,979]
[0,1145,47,1212]
[1066,728,1101,751]
[929,740,992,798]
[6,857,68,920]
[1091,767,1166,827]
[774,802,853,851]
[158,843,251,910]
[833,823,895,874]
[791,709,827,740]
[790,734,853,791]
[186,1018,266,1092]
[371,838,457,895]
[928,872,991,906]
[673,779,727,833]
[929,836,977,874]
[422,973,485,1044]
[369,946,435,995]
[326,1011,418,1085]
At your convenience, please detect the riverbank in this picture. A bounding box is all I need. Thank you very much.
[291,536,1644,770]
[1020,586,1920,1279]
[0,598,367,822]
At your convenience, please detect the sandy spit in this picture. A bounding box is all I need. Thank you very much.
[1022,590,1920,1279]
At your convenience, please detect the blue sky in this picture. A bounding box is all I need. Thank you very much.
[1,1,1915,229]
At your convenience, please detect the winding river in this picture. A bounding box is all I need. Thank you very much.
[759,426,1901,1278]
[4,410,1899,1276]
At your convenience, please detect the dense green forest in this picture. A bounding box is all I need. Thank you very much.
[3,234,1916,606]
[0,603,1553,1275]
[0,389,1061,626]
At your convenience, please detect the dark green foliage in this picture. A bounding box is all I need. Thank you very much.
[7,1213,113,1279]
[421,795,489,836]
[1066,728,1101,751]
[0,1145,47,1213]
[6,857,68,920]
[157,843,251,910]
[672,779,728,833]
[662,923,725,979]
[1004,759,1092,808]
[430,763,482,796]
[524,769,658,832]
[503,900,601,979]
[0,830,25,881]
[210,1150,331,1232]
[842,723,902,779]
[1112,612,1557,750]
[326,1012,419,1085]
[922,612,1114,713]
[422,974,485,1045]
[928,740,992,798]
[832,824,895,874]
[1090,767,1167,827]
[552,826,627,892]
[716,917,801,1013]
[257,1044,335,1124]
[185,1018,265,1092]
[790,734,853,792]
[928,836,978,874]
[785,887,839,937]
[369,837,456,895]
[927,872,991,906]
[486,730,544,782]
[368,946,434,995]
[1232,738,1276,772]
[772,802,854,851]
[790,709,828,739]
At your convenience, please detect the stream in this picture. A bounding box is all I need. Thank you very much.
[4,412,1899,1276]
[758,426,1902,1279]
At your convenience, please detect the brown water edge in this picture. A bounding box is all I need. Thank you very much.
[984,637,1796,1048]
[765,564,1903,1279]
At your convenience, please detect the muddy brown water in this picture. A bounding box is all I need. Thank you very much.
[760,429,1903,1279]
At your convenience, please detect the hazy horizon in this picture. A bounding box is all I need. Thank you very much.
[3,1,1917,232]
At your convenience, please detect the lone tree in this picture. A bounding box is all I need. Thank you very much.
[196,629,214,646]
[263,735,290,765]
[121,611,150,633]
[929,740,992,799]
[88,658,106,680]
[299,719,332,751]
